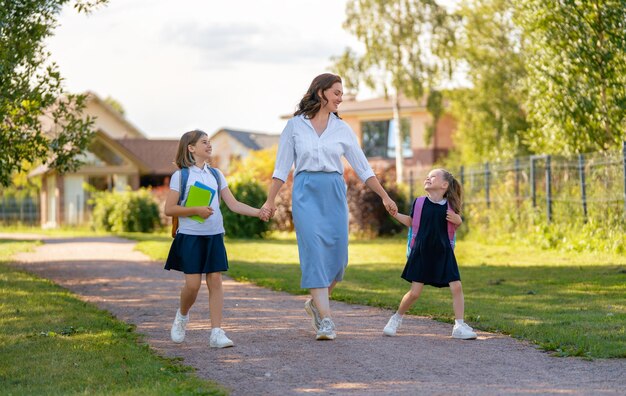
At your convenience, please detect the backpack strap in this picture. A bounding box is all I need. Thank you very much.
[409,197,426,250]
[446,201,458,249]
[207,167,222,202]
[172,167,189,238]
[177,167,190,205]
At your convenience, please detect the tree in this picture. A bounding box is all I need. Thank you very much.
[518,0,626,154]
[336,0,454,183]
[104,96,125,116]
[228,146,278,184]
[0,0,108,187]
[447,0,529,164]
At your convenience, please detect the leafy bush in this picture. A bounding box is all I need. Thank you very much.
[221,177,269,238]
[228,146,277,184]
[345,168,408,237]
[90,188,161,233]
[271,174,295,232]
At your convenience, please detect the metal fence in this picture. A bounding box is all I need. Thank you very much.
[0,196,40,225]
[409,142,626,225]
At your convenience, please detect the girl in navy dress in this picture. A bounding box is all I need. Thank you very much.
[383,168,477,340]
[164,130,267,348]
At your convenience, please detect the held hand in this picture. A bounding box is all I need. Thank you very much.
[258,207,271,222]
[260,200,277,221]
[446,210,462,225]
[195,206,214,219]
[383,197,398,216]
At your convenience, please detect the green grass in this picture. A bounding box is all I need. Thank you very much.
[0,239,227,395]
[133,234,626,359]
[0,224,112,237]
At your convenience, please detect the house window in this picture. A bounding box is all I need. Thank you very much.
[87,176,112,191]
[361,118,412,158]
[87,140,124,166]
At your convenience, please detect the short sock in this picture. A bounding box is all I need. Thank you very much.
[177,309,189,320]
[455,319,464,326]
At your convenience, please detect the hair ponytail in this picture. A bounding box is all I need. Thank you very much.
[441,169,463,214]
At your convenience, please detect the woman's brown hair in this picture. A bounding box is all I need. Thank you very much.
[294,73,342,119]
[439,168,463,214]
[174,129,208,169]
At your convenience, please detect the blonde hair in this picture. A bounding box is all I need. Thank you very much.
[438,168,463,214]
[174,130,208,169]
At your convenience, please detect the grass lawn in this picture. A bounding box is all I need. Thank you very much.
[0,239,226,396]
[132,233,626,359]
[0,224,112,237]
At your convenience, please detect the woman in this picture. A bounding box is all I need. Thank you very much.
[261,73,398,340]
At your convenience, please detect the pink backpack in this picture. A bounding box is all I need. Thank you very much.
[406,196,458,258]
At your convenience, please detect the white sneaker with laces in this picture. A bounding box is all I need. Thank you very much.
[304,298,322,331]
[209,328,234,348]
[316,317,336,340]
[452,322,477,340]
[383,313,403,336]
[170,309,189,343]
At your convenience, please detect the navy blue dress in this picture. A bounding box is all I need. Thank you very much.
[401,198,461,288]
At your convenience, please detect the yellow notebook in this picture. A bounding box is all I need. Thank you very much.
[184,185,213,223]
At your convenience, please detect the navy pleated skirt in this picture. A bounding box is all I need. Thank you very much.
[292,171,349,288]
[164,233,228,274]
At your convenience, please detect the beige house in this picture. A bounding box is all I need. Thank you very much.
[209,128,279,173]
[339,95,456,179]
[32,93,179,228]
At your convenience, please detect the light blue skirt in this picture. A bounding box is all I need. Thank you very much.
[292,171,348,289]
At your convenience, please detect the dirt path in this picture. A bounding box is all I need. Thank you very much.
[6,234,625,395]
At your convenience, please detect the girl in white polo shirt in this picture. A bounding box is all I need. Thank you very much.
[164,129,266,348]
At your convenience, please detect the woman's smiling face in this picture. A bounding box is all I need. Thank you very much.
[320,82,343,113]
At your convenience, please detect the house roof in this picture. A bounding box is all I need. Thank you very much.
[212,128,279,150]
[29,134,177,178]
[116,138,179,175]
[85,91,146,138]
[338,95,427,115]
[280,95,429,119]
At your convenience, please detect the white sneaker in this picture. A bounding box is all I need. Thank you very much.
[209,328,234,348]
[170,309,189,343]
[304,298,322,331]
[316,317,336,340]
[383,313,403,336]
[452,323,477,340]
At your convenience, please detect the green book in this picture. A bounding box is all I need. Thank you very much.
[185,185,213,223]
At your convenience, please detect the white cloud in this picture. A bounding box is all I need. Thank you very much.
[163,22,345,66]
[46,0,359,138]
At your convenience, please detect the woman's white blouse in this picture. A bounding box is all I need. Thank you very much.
[272,113,375,182]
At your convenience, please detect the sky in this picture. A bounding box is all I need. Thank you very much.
[46,0,364,139]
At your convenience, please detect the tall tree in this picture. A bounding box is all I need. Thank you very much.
[337,0,454,183]
[104,96,125,116]
[448,0,529,164]
[0,0,108,187]
[518,0,626,154]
